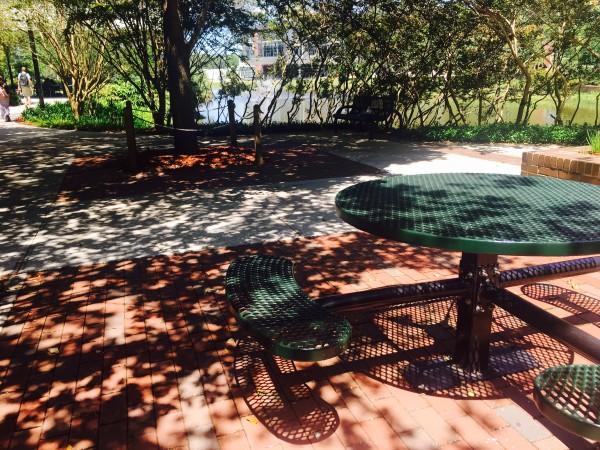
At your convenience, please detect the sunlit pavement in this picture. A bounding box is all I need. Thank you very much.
[1,125,598,449]
[1,127,531,279]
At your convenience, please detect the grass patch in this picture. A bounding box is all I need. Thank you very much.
[22,104,600,147]
[203,121,597,146]
[405,123,597,146]
[22,102,153,131]
[587,130,600,153]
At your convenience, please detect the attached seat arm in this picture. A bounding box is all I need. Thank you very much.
[334,105,355,115]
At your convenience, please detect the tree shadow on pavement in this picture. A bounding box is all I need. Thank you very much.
[56,143,382,203]
[1,230,594,448]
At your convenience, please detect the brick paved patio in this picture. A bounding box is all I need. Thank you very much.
[1,123,598,449]
[1,231,599,450]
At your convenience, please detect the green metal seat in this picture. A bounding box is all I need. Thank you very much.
[225,255,352,361]
[533,364,600,441]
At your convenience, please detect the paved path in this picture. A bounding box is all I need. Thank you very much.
[0,121,76,280]
[0,123,550,279]
[1,123,599,450]
[0,121,173,279]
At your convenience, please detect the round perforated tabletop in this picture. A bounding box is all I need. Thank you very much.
[335,173,600,256]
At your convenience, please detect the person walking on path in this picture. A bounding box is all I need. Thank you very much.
[0,77,11,122]
[17,67,33,107]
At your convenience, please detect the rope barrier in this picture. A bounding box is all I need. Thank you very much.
[131,114,155,126]
[208,124,229,131]
[233,109,254,121]
[204,106,226,112]
[131,111,197,132]
[154,124,199,133]
[129,106,254,134]
[130,110,193,134]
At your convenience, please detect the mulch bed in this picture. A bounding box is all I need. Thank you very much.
[57,144,381,203]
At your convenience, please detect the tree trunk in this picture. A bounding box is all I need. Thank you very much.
[27,24,45,108]
[480,12,530,126]
[477,91,483,126]
[594,92,599,127]
[568,82,581,126]
[3,45,15,87]
[163,0,197,152]
[515,73,531,125]
[554,100,563,125]
[70,98,81,121]
[153,86,166,127]
[553,77,564,125]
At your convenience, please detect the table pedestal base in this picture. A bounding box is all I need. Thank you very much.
[454,299,494,372]
[316,255,600,371]
[453,253,498,372]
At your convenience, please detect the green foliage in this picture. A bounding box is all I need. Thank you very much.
[191,73,213,104]
[9,89,19,106]
[21,101,153,131]
[21,98,598,146]
[99,82,148,109]
[199,120,595,146]
[260,0,600,127]
[587,130,600,153]
[22,102,72,128]
[59,0,167,125]
[218,76,251,98]
[409,124,595,145]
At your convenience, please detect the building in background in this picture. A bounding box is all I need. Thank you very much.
[239,31,318,79]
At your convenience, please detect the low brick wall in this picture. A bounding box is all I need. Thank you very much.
[521,148,600,185]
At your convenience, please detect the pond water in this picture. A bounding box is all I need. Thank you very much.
[199,89,325,124]
[199,88,600,126]
[468,98,599,126]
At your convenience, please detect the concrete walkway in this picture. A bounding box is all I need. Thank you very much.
[0,123,550,279]
[0,121,76,280]
[1,123,599,450]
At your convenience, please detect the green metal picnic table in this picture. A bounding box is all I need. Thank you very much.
[320,173,600,372]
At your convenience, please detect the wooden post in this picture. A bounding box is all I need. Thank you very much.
[123,100,138,170]
[227,99,237,147]
[253,104,263,166]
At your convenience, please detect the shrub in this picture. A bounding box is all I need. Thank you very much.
[407,123,593,146]
[99,82,147,109]
[587,130,600,154]
[21,101,153,131]
[199,121,597,146]
[22,102,75,128]
[21,103,600,147]
[9,88,20,106]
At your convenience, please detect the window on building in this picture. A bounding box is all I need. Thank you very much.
[262,41,285,58]
[242,46,254,58]
[238,66,254,80]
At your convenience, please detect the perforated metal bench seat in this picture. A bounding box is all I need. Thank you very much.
[225,255,352,361]
[534,364,600,441]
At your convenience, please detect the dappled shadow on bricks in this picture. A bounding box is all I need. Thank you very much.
[0,231,596,448]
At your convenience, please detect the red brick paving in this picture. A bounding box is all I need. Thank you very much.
[0,231,599,449]
[57,144,381,203]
